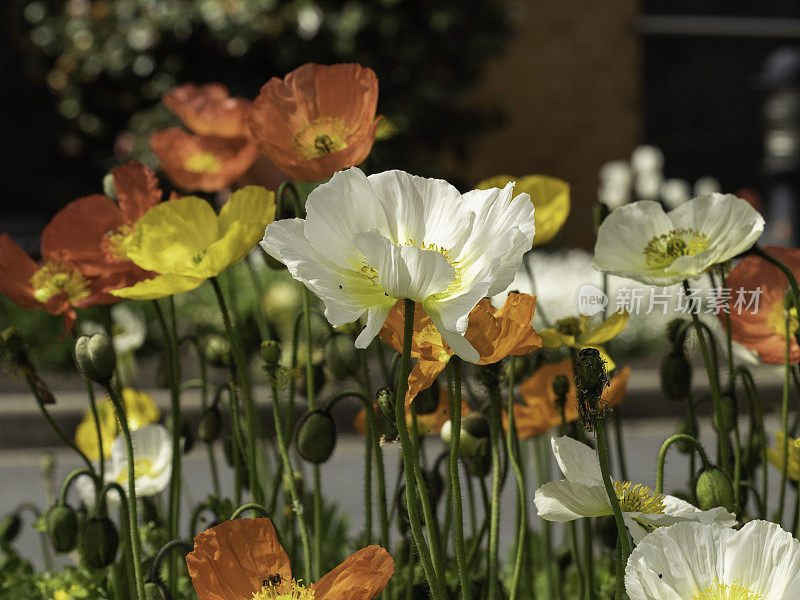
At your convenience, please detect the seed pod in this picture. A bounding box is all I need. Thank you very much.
[79,516,119,568]
[323,334,359,380]
[695,467,734,513]
[260,340,282,367]
[198,406,223,442]
[574,347,610,431]
[0,513,21,545]
[203,335,231,368]
[674,417,698,454]
[660,351,692,400]
[713,391,738,434]
[442,413,491,459]
[144,581,169,600]
[295,409,337,464]
[46,504,79,553]
[74,334,116,383]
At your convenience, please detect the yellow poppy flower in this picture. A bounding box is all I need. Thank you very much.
[537,311,628,370]
[75,388,160,461]
[767,430,800,481]
[475,174,570,246]
[111,186,275,300]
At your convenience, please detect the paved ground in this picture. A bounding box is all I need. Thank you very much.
[1,415,789,570]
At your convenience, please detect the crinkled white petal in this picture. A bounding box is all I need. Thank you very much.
[109,424,173,497]
[534,480,611,522]
[355,303,396,349]
[551,436,604,485]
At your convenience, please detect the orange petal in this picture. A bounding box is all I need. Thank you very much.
[405,357,447,405]
[0,234,40,310]
[467,293,541,364]
[111,161,162,224]
[164,83,252,138]
[150,128,258,193]
[186,518,292,600]
[313,545,394,600]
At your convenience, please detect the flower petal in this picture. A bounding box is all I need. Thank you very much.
[312,545,394,600]
[534,480,611,522]
[111,273,205,300]
[551,435,603,485]
[579,310,629,346]
[0,234,40,310]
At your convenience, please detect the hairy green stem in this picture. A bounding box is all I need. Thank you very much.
[656,434,710,493]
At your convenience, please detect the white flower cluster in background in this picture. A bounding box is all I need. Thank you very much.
[598,145,722,211]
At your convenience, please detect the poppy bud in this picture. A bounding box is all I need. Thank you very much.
[0,513,21,545]
[79,516,119,568]
[713,391,738,434]
[260,340,282,367]
[695,467,734,513]
[46,504,79,553]
[442,413,490,459]
[0,327,28,367]
[199,406,222,442]
[323,334,359,380]
[674,417,698,454]
[414,387,439,416]
[376,387,396,420]
[203,335,231,368]
[505,356,528,383]
[144,582,169,600]
[74,334,116,383]
[574,347,610,431]
[295,409,337,464]
[466,452,492,477]
[666,318,690,347]
[660,351,692,400]
[552,375,570,402]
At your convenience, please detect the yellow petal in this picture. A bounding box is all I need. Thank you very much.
[579,310,629,346]
[111,273,205,300]
[125,196,219,276]
[475,174,516,190]
[540,328,569,349]
[516,175,570,247]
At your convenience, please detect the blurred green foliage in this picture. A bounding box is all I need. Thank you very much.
[10,0,511,193]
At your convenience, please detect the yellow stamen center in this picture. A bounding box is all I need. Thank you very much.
[692,581,762,600]
[30,261,90,304]
[643,228,710,268]
[116,458,156,483]
[184,152,222,173]
[103,224,134,261]
[766,300,799,338]
[252,578,315,600]
[292,117,349,160]
[613,481,666,514]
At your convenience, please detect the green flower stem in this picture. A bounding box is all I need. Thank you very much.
[102,482,136,599]
[189,503,216,537]
[245,258,271,341]
[231,503,272,519]
[225,384,245,506]
[684,281,731,476]
[612,408,628,482]
[395,299,446,600]
[778,310,792,526]
[74,329,105,482]
[151,298,183,595]
[532,436,557,600]
[16,503,52,571]
[595,419,631,600]
[686,393,699,488]
[487,383,504,600]
[270,384,313,582]
[655,434,710,493]
[106,385,146,600]
[505,359,527,600]
[59,468,99,505]
[733,366,768,519]
[450,357,472,600]
[148,539,193,583]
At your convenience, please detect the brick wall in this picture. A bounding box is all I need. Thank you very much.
[448,0,642,249]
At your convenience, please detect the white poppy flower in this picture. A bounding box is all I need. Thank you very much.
[592,193,764,286]
[533,436,736,544]
[108,424,174,497]
[261,167,535,362]
[625,521,800,600]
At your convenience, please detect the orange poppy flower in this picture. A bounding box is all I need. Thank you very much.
[353,386,471,437]
[150,128,259,193]
[186,518,394,600]
[0,234,119,333]
[504,358,631,439]
[721,245,800,364]
[380,292,542,404]
[42,161,160,289]
[247,63,380,182]
[163,83,252,138]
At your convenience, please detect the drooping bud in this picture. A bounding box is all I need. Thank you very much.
[259,340,282,367]
[695,467,734,513]
[442,413,490,459]
[166,413,194,454]
[323,334,360,380]
[74,334,116,383]
[660,351,692,401]
[674,417,698,453]
[0,513,22,545]
[666,318,690,347]
[79,516,119,568]
[0,327,29,369]
[198,406,223,442]
[295,409,337,464]
[46,504,79,553]
[552,374,570,412]
[713,391,738,434]
[203,334,231,368]
[574,348,610,431]
[144,581,169,600]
